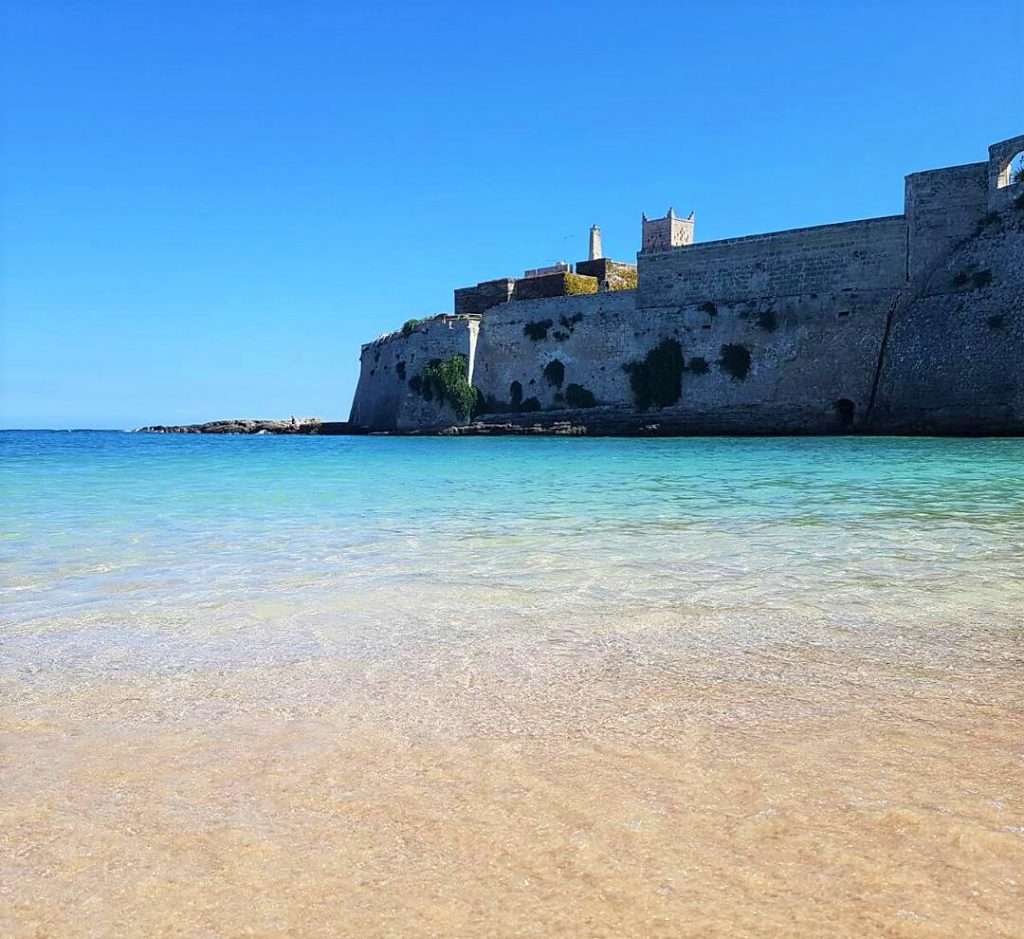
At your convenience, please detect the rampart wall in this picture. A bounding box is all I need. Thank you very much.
[871,206,1024,432]
[905,162,988,280]
[472,286,893,431]
[349,316,478,430]
[637,216,908,308]
[348,135,1024,435]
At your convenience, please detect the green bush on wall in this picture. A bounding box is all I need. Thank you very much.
[624,339,684,409]
[564,273,599,296]
[564,383,597,408]
[401,319,424,336]
[543,359,565,387]
[524,319,553,341]
[411,355,476,420]
[608,268,638,291]
[719,344,752,380]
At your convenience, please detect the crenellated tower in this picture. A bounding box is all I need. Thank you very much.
[641,208,694,253]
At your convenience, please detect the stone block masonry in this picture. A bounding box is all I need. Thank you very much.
[349,135,1024,435]
[349,315,479,431]
[637,216,908,308]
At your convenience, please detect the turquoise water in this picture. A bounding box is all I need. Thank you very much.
[3,431,1022,687]
[4,431,1024,935]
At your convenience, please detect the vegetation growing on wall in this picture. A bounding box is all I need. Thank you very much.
[564,273,599,296]
[409,355,475,420]
[543,359,565,387]
[719,344,752,380]
[564,383,597,408]
[401,319,424,336]
[687,356,710,375]
[624,339,684,409]
[524,319,553,341]
[954,268,993,290]
[609,268,638,291]
[552,311,585,341]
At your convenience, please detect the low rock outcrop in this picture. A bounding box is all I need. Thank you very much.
[138,418,359,435]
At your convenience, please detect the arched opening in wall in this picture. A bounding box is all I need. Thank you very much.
[834,398,856,427]
[996,149,1024,189]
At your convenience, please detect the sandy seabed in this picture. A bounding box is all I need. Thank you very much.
[3,635,1022,938]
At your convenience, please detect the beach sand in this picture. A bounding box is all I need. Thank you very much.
[4,636,1022,937]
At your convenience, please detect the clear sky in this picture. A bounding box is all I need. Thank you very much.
[2,0,1021,428]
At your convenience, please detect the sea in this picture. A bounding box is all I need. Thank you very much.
[2,430,1023,936]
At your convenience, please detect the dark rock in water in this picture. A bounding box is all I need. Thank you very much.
[437,420,587,436]
[137,418,362,435]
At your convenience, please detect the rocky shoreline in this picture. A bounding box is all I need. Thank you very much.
[137,418,359,435]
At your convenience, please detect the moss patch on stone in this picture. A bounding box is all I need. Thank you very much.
[412,355,475,420]
[624,339,684,409]
[524,319,553,341]
[609,268,638,291]
[543,359,565,387]
[564,273,599,296]
[719,344,752,381]
[564,383,597,408]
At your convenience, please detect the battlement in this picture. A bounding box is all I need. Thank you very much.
[523,262,570,279]
[641,208,694,253]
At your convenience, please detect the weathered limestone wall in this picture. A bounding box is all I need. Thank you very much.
[454,278,515,315]
[638,216,908,308]
[472,291,637,409]
[348,317,478,430]
[905,162,989,280]
[869,208,1024,433]
[472,288,892,431]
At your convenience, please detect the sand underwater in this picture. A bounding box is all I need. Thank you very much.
[2,432,1022,936]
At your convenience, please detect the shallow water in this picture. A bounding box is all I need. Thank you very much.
[2,432,1023,936]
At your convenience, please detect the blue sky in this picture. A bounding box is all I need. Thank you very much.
[2,0,1021,428]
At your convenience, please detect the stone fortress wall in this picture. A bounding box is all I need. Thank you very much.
[349,316,479,429]
[349,135,1024,434]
